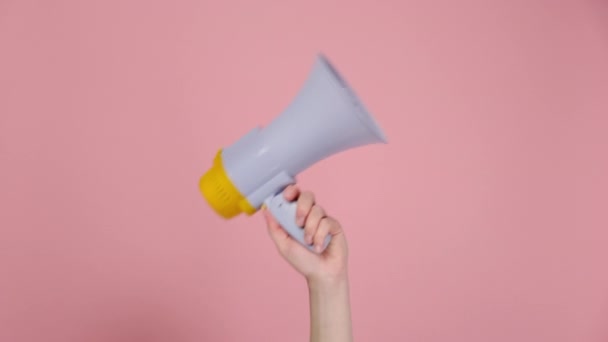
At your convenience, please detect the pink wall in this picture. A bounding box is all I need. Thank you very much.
[1,0,607,341]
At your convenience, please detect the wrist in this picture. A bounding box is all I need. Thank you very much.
[306,271,349,294]
[306,270,353,342]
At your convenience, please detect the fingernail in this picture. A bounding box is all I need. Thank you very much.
[315,245,322,253]
[305,235,312,244]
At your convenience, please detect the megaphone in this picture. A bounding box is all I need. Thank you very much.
[199,54,387,253]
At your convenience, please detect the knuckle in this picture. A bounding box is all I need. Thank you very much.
[313,205,325,217]
[303,191,315,202]
[297,198,312,211]
[305,219,316,233]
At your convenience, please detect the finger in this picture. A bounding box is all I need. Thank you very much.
[283,185,300,202]
[304,205,325,245]
[313,217,331,252]
[322,217,346,257]
[325,217,343,237]
[296,191,315,226]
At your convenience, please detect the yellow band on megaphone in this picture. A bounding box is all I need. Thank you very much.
[199,150,257,218]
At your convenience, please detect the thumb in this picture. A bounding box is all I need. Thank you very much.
[263,208,290,252]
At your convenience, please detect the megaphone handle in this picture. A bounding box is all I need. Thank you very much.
[264,193,332,254]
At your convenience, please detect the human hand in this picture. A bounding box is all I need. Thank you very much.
[263,185,353,342]
[263,185,348,285]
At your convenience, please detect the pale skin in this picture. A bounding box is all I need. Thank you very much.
[262,185,353,342]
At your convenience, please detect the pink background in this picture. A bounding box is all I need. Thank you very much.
[1,0,608,341]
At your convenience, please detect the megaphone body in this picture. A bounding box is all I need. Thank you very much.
[199,54,387,253]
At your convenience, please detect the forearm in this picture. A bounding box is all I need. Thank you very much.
[307,274,353,342]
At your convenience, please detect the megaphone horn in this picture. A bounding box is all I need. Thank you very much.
[199,54,388,253]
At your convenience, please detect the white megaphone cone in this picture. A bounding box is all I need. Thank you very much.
[199,54,387,253]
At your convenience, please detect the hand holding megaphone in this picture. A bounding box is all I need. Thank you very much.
[263,185,344,256]
[199,54,387,253]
